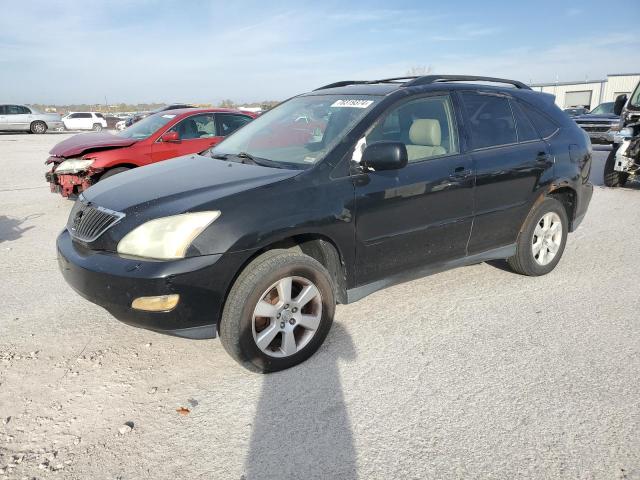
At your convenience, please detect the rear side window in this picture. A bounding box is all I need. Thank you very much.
[519,102,559,139]
[217,114,252,136]
[461,93,517,149]
[95,113,104,118]
[0,105,5,115]
[510,100,540,142]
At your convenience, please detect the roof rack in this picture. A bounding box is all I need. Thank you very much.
[315,75,531,91]
[404,75,531,90]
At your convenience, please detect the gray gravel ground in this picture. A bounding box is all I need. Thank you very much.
[0,134,639,479]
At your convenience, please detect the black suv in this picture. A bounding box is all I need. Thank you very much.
[57,75,593,372]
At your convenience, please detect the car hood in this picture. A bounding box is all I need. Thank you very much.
[49,132,138,158]
[574,113,619,122]
[83,154,300,213]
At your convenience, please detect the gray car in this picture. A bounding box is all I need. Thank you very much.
[0,104,64,134]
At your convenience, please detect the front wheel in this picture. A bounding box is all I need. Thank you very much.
[603,149,628,187]
[219,249,335,373]
[508,197,568,276]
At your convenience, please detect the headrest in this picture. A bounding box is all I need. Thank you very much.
[409,119,441,146]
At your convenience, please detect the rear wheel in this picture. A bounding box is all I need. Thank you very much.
[30,121,47,134]
[508,197,568,276]
[603,149,628,187]
[92,123,103,132]
[99,167,130,181]
[219,249,335,373]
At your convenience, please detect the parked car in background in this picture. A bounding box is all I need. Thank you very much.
[0,104,63,134]
[115,119,127,131]
[104,115,122,130]
[573,102,619,144]
[56,75,593,372]
[564,107,588,117]
[124,104,196,128]
[604,81,640,187]
[62,112,108,132]
[46,108,255,196]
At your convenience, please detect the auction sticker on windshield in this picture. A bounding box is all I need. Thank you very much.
[331,99,374,108]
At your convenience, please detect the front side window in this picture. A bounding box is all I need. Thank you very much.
[211,95,381,168]
[366,95,459,163]
[117,112,177,140]
[169,113,217,139]
[461,93,517,149]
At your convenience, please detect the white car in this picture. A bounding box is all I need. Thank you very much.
[115,119,127,131]
[62,112,108,132]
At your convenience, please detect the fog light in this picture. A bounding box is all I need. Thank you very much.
[131,294,179,312]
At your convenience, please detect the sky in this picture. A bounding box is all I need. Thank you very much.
[1,0,639,105]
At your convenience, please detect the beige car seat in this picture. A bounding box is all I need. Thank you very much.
[405,119,446,161]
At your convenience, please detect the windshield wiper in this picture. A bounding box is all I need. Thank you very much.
[236,151,258,165]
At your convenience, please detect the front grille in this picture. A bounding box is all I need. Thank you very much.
[576,122,618,133]
[67,197,125,242]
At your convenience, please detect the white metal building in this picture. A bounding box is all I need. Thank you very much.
[529,73,640,110]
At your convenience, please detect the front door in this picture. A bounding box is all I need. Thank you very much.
[151,113,223,162]
[353,94,475,285]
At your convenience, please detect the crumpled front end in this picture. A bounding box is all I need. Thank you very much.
[45,156,103,197]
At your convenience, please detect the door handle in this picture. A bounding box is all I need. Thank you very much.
[449,167,472,179]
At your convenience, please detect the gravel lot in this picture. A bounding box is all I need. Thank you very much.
[0,134,639,479]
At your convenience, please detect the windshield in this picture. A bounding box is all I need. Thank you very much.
[630,82,640,108]
[116,112,177,140]
[589,102,614,115]
[211,94,381,168]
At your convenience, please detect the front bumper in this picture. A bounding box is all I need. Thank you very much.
[584,130,613,144]
[57,230,251,339]
[46,170,93,197]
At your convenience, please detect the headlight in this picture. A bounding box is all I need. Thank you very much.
[55,159,94,174]
[117,211,220,260]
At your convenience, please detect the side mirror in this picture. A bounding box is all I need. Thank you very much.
[160,131,180,142]
[361,141,408,171]
[613,94,628,116]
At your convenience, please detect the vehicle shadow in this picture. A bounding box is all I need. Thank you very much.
[243,322,358,480]
[0,215,39,243]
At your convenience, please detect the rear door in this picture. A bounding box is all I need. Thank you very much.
[460,91,551,254]
[151,113,222,162]
[215,113,253,140]
[5,105,30,130]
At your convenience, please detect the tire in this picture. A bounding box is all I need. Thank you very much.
[30,121,47,134]
[99,167,129,181]
[92,123,103,132]
[507,197,569,276]
[603,149,628,187]
[219,249,336,373]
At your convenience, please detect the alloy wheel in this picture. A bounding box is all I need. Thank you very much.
[251,276,323,358]
[532,212,562,266]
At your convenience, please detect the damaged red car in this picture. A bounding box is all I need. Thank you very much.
[46,108,255,197]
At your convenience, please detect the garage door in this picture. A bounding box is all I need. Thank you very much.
[564,90,592,108]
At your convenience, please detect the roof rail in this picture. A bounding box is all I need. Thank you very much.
[404,75,531,90]
[314,80,368,91]
[314,75,531,91]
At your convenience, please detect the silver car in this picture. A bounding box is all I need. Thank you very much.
[0,104,64,134]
